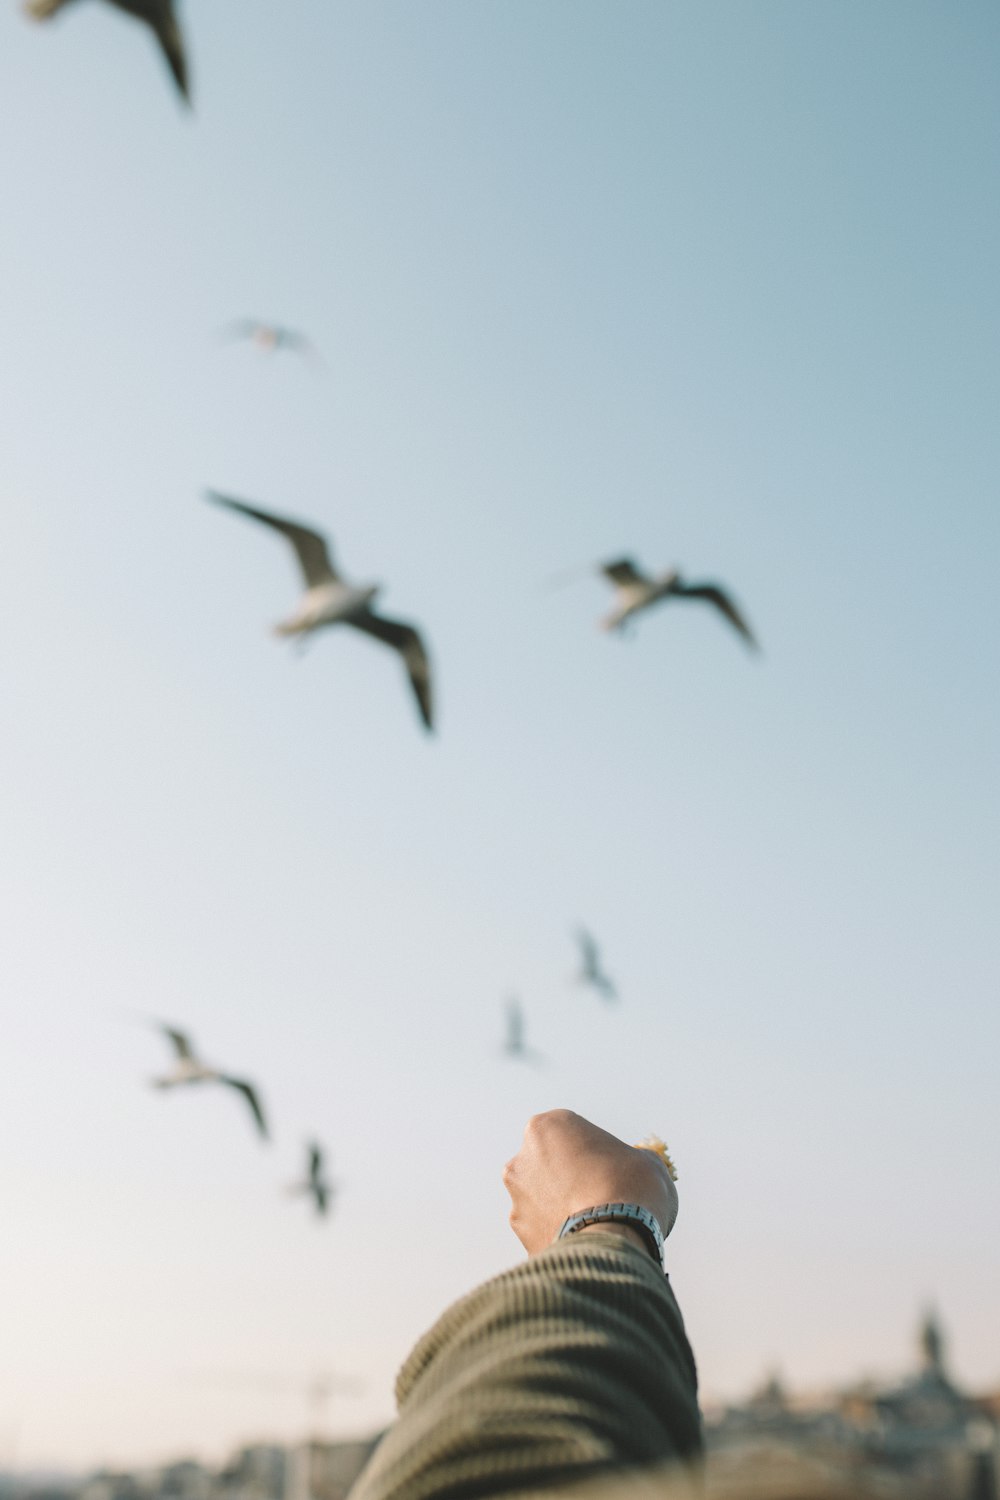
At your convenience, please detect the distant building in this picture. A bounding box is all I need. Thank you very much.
[298,1440,381,1500]
[214,1447,287,1500]
[706,1310,999,1500]
[61,1437,377,1500]
[79,1472,151,1500]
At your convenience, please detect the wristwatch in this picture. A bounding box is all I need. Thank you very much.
[558,1202,664,1265]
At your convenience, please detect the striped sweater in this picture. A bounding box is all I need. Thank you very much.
[350,1232,703,1500]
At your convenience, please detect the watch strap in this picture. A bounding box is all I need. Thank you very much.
[558,1202,664,1265]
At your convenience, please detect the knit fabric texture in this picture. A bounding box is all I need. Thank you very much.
[349,1232,703,1500]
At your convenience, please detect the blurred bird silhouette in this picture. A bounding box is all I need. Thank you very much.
[501,998,543,1065]
[574,927,617,1003]
[288,1141,333,1217]
[24,0,190,103]
[150,1023,268,1139]
[598,557,758,648]
[220,320,322,366]
[205,491,434,732]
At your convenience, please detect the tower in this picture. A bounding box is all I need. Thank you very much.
[920,1307,947,1379]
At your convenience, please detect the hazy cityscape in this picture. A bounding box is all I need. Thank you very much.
[5,1314,998,1500]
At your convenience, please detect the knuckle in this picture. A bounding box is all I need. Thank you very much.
[545,1108,574,1126]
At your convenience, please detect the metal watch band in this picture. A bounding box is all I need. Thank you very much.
[557,1202,665,1265]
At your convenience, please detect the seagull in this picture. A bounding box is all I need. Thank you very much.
[574,927,617,1003]
[501,998,543,1065]
[598,558,758,649]
[205,491,434,732]
[24,0,190,103]
[288,1142,333,1218]
[220,321,321,366]
[150,1023,268,1139]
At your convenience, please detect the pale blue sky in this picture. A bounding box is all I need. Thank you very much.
[1,0,998,1470]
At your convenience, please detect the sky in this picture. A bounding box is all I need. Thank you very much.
[1,0,998,1473]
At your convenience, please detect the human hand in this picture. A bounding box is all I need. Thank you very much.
[503,1109,679,1256]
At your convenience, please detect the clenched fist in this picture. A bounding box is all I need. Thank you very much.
[503,1109,679,1256]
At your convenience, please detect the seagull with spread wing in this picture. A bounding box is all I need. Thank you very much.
[150,1023,268,1140]
[574,927,618,1003]
[24,0,190,102]
[598,557,758,649]
[220,321,321,365]
[205,491,434,732]
[288,1141,334,1218]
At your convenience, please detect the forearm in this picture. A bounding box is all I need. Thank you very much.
[351,1233,702,1500]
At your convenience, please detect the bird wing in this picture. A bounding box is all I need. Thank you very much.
[280,328,318,356]
[278,329,326,373]
[206,491,340,590]
[152,5,189,102]
[308,1144,323,1181]
[222,1078,269,1139]
[596,971,618,1002]
[506,999,524,1048]
[601,558,652,589]
[161,1024,195,1061]
[349,612,434,731]
[576,927,598,971]
[24,0,70,18]
[672,581,758,649]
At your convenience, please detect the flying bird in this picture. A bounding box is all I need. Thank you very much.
[24,0,190,103]
[150,1023,268,1139]
[574,927,617,1003]
[205,491,434,732]
[288,1142,333,1217]
[220,321,321,366]
[501,998,543,1065]
[597,558,758,649]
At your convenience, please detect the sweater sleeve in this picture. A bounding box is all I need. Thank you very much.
[349,1232,703,1500]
